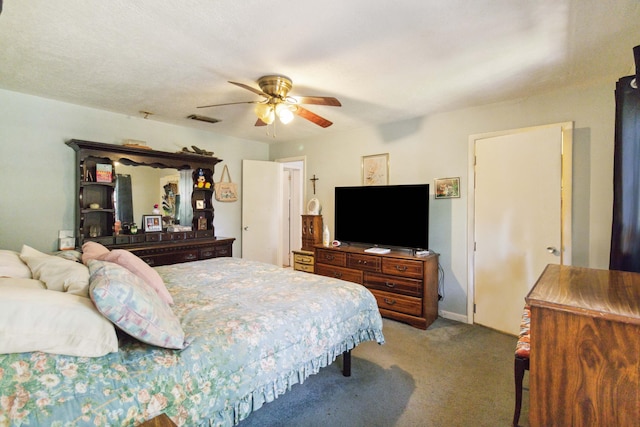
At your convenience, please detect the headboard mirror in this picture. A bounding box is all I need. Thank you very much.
[115,163,191,228]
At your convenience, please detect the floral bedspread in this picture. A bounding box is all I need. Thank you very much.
[0,257,384,426]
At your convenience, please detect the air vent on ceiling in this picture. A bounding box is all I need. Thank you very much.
[187,114,221,124]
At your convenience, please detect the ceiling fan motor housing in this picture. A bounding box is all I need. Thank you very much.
[257,75,293,99]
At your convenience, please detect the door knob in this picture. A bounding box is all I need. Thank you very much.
[243,226,249,231]
[546,246,559,255]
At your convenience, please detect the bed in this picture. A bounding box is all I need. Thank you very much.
[0,247,384,426]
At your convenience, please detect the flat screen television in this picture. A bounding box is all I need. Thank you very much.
[334,184,429,250]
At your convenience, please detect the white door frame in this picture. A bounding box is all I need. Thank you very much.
[277,156,306,261]
[466,122,573,324]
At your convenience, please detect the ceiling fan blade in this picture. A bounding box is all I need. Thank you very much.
[197,101,257,108]
[255,118,267,126]
[295,106,333,128]
[293,96,342,107]
[229,81,270,98]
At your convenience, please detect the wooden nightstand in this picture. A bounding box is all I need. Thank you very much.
[292,249,315,273]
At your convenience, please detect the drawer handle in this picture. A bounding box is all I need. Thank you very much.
[358,260,368,265]
[333,272,343,279]
[385,282,396,288]
[185,254,197,260]
[326,254,335,261]
[383,298,396,306]
[395,265,408,272]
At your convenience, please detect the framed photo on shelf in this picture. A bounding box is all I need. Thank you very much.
[143,215,163,232]
[434,177,460,199]
[195,199,205,209]
[197,216,208,231]
[362,153,389,186]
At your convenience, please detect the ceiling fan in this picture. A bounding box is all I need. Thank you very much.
[197,75,341,128]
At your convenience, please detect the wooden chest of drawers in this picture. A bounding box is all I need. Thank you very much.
[314,245,439,329]
[292,250,315,273]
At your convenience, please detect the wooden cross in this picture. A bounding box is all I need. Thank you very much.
[310,174,319,194]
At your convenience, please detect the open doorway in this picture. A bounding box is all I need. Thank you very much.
[277,157,305,267]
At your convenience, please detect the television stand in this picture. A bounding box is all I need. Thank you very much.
[364,247,391,254]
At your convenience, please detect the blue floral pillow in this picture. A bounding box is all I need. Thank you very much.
[88,259,187,349]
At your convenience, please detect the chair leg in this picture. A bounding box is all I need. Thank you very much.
[513,356,528,426]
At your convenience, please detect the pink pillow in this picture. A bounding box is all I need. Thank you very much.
[97,250,174,305]
[81,241,110,264]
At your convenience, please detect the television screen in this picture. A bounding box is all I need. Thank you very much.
[334,184,429,250]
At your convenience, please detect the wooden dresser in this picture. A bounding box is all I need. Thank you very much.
[110,236,234,267]
[314,245,439,329]
[526,264,640,426]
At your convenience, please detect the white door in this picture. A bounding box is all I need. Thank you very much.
[242,160,283,265]
[472,123,572,335]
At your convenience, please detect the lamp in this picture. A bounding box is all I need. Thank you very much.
[255,101,295,125]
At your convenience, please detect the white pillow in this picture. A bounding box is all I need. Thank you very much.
[0,277,46,289]
[20,245,90,297]
[0,250,32,278]
[0,283,118,357]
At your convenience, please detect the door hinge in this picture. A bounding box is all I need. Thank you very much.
[473,303,476,314]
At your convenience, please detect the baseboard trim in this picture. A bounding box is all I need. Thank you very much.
[439,310,469,324]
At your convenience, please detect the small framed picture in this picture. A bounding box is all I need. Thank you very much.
[195,199,205,209]
[435,177,460,199]
[197,216,208,231]
[362,153,389,186]
[143,215,163,232]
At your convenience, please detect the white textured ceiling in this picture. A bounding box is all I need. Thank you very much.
[1,0,639,143]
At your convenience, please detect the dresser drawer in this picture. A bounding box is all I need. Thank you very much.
[294,253,314,264]
[214,244,232,257]
[315,264,363,284]
[370,289,422,316]
[347,253,381,272]
[294,262,314,273]
[316,249,347,267]
[199,247,217,259]
[382,258,423,279]
[140,249,199,266]
[364,272,423,297]
[145,233,161,242]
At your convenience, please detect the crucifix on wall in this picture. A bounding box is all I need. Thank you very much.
[310,174,319,194]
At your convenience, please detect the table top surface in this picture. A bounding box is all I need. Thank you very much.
[526,264,640,325]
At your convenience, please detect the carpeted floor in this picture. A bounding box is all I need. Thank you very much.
[238,317,530,427]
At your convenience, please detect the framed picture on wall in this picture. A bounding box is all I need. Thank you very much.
[143,215,163,232]
[434,177,460,199]
[362,153,389,186]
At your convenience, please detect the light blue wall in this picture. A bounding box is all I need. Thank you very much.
[0,79,617,320]
[270,80,616,319]
[0,89,269,256]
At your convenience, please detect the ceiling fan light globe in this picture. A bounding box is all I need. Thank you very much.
[276,103,294,124]
[255,104,275,124]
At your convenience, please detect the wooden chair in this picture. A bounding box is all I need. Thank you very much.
[513,305,531,426]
